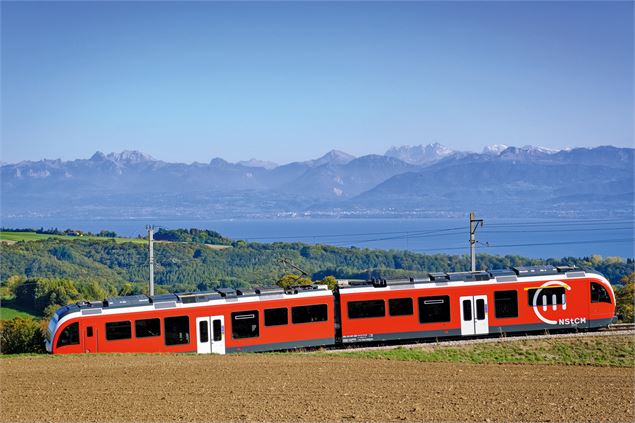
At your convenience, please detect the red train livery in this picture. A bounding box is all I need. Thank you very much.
[46,265,616,354]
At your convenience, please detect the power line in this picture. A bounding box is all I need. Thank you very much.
[330,227,465,246]
[230,219,633,243]
[482,226,634,234]
[414,238,635,252]
[486,219,634,227]
[238,227,459,241]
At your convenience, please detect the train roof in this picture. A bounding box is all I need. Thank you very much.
[337,265,598,291]
[51,265,603,322]
[52,284,330,322]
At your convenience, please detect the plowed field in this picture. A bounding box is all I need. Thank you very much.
[1,353,632,422]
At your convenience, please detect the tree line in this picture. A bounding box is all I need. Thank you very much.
[1,235,634,354]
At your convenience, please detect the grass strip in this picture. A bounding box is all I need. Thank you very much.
[324,335,635,367]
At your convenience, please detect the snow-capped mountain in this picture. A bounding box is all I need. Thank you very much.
[385,143,455,165]
[237,159,278,170]
[2,145,632,219]
[104,150,156,163]
[482,144,509,155]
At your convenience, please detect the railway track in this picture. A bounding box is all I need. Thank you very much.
[327,324,634,353]
[605,322,635,331]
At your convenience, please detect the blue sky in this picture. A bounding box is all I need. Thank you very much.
[1,1,633,164]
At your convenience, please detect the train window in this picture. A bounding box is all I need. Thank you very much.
[264,308,288,326]
[135,318,161,338]
[388,298,413,316]
[476,299,485,320]
[86,326,93,337]
[292,304,328,324]
[494,290,518,318]
[165,316,190,345]
[56,322,79,348]
[199,321,209,343]
[591,282,611,304]
[232,311,260,339]
[418,295,450,323]
[462,299,472,321]
[527,287,566,306]
[348,300,385,319]
[213,319,222,341]
[105,321,131,341]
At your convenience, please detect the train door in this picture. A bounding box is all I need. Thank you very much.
[83,323,97,353]
[460,295,489,336]
[196,316,225,354]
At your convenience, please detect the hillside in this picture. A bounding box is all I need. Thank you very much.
[2,237,631,294]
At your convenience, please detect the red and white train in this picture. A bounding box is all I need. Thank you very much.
[46,265,616,354]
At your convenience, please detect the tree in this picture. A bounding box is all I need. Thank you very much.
[320,275,338,291]
[12,278,82,316]
[276,274,312,290]
[615,273,634,322]
[0,317,45,354]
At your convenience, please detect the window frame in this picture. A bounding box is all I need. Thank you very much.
[347,300,386,319]
[231,310,260,339]
[164,315,190,346]
[105,320,132,341]
[199,320,209,343]
[264,307,289,327]
[527,287,566,307]
[590,282,612,304]
[462,298,472,322]
[135,318,161,338]
[494,290,519,319]
[213,319,222,342]
[418,295,451,324]
[388,298,414,317]
[56,322,80,348]
[291,304,328,324]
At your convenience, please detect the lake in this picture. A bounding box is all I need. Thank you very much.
[1,217,633,259]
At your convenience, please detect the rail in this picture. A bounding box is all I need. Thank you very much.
[326,326,635,353]
[606,322,635,331]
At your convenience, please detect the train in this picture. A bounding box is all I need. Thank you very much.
[46,265,616,354]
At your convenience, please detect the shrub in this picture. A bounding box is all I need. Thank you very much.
[320,275,338,291]
[615,273,634,322]
[277,274,312,289]
[0,317,45,354]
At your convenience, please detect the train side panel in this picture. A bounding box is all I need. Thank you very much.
[51,291,334,354]
[339,275,616,343]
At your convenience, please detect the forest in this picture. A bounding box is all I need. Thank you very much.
[1,233,633,318]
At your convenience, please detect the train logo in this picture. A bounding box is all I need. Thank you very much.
[527,280,573,325]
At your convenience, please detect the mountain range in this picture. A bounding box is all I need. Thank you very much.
[2,144,633,219]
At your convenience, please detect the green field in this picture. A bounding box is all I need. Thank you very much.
[322,335,635,367]
[0,231,144,244]
[0,306,38,321]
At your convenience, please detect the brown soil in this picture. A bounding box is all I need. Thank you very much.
[1,354,632,422]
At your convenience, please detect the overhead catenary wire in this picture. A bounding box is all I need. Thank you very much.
[327,224,634,247]
[413,238,635,252]
[486,218,634,227]
[234,218,633,241]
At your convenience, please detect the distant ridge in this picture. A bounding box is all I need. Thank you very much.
[2,145,632,220]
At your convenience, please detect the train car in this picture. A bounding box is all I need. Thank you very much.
[46,285,335,354]
[46,265,616,354]
[337,265,616,344]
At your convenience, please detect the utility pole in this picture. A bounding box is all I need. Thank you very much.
[147,225,155,296]
[469,212,483,272]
